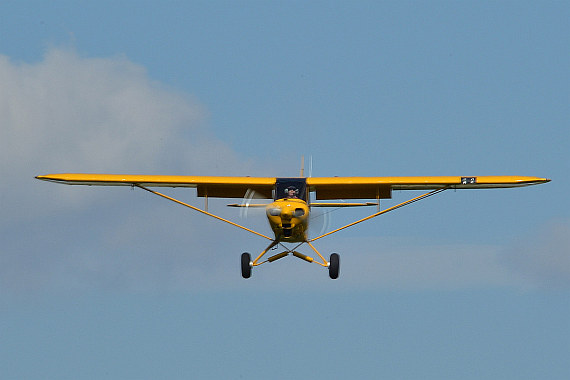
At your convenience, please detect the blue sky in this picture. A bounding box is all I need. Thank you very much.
[1,1,568,379]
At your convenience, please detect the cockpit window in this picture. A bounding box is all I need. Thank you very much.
[275,178,307,201]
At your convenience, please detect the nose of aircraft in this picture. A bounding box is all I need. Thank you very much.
[280,210,293,225]
[266,200,309,230]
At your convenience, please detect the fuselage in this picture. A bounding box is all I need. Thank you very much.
[264,178,310,242]
[265,198,310,242]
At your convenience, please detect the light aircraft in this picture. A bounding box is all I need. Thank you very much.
[36,168,549,279]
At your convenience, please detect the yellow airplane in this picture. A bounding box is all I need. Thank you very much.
[36,171,549,279]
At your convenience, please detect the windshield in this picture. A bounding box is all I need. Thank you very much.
[275,178,307,201]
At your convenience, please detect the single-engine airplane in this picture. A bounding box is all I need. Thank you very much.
[36,169,549,279]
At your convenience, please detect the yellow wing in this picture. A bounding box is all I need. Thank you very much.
[35,173,276,198]
[36,173,550,200]
[307,176,550,199]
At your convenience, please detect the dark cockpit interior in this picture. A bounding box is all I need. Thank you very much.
[274,178,307,201]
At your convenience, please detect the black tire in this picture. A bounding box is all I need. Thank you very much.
[241,252,252,279]
[329,253,340,279]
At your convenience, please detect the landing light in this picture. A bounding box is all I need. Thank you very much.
[267,207,281,216]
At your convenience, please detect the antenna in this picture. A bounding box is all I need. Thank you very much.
[300,156,305,177]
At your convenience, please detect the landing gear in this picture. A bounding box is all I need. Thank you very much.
[241,252,252,279]
[329,253,340,279]
[241,243,339,279]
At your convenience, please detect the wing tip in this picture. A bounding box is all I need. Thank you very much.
[530,177,551,185]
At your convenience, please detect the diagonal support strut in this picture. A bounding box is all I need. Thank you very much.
[310,187,450,242]
[135,184,273,241]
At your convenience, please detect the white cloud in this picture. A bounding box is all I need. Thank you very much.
[316,236,521,290]
[0,48,251,222]
[0,48,261,294]
[502,219,570,289]
[318,220,570,291]
[1,49,195,172]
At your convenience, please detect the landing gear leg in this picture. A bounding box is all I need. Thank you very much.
[241,252,252,279]
[329,253,340,279]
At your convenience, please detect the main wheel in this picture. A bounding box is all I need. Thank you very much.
[329,253,340,279]
[241,252,252,279]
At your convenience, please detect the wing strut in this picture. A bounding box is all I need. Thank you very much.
[135,185,273,241]
[310,187,449,242]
